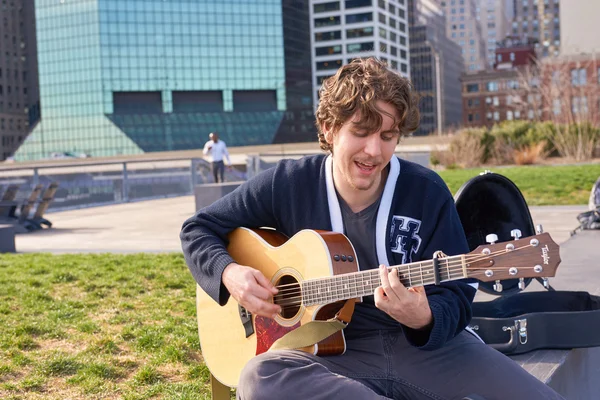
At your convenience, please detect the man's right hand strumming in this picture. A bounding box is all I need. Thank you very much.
[222,263,281,319]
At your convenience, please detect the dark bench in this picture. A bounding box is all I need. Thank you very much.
[0,224,16,253]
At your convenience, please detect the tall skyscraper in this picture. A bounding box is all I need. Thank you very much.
[433,0,486,72]
[309,0,411,107]
[477,0,513,68]
[509,0,561,58]
[15,0,314,161]
[559,0,600,56]
[0,0,39,160]
[409,0,463,135]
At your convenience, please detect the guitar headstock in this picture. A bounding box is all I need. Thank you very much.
[465,232,561,282]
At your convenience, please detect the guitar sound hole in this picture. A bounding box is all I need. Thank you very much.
[274,274,300,319]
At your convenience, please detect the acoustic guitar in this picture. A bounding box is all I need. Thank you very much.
[196,227,561,387]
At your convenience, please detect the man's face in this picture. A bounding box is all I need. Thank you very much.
[325,100,400,195]
[210,134,219,142]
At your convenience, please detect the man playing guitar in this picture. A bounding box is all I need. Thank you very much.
[181,58,563,399]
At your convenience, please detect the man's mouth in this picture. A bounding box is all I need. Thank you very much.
[355,161,376,172]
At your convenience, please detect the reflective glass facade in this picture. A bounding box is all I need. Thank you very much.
[16,0,314,161]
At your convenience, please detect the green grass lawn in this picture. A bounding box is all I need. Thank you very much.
[0,253,223,400]
[438,163,600,206]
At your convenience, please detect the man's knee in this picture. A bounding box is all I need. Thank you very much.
[238,353,283,399]
[238,351,312,399]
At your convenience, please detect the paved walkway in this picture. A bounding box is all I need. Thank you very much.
[15,197,587,254]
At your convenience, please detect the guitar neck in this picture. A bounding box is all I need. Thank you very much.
[301,255,466,306]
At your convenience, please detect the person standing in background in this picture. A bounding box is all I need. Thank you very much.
[203,132,231,183]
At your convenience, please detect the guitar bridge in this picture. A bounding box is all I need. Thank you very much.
[238,305,254,338]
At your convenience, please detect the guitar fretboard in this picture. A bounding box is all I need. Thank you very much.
[301,256,466,306]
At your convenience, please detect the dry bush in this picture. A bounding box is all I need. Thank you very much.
[513,141,549,165]
[489,137,514,165]
[447,130,486,168]
[430,148,456,168]
[541,123,600,161]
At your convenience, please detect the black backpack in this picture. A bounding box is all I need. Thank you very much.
[576,176,600,230]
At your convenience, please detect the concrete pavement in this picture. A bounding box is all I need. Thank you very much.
[14,196,587,254]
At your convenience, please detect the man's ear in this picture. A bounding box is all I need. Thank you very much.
[322,123,334,144]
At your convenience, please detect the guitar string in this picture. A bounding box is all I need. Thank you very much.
[273,243,538,293]
[274,244,535,296]
[274,256,540,302]
[273,245,547,307]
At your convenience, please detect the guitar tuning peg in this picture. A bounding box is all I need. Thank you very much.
[486,234,498,244]
[542,277,550,289]
[536,225,544,234]
[518,277,526,290]
[493,280,503,292]
[511,229,522,240]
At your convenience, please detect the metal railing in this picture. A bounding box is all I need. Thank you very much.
[0,157,244,212]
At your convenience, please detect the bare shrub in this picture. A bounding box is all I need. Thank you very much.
[513,141,549,165]
[540,123,599,162]
[447,129,486,168]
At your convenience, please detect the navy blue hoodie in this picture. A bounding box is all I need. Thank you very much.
[180,154,477,350]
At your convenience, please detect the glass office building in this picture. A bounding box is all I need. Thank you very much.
[16,0,314,161]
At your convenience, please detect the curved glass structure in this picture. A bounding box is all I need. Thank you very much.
[16,0,314,160]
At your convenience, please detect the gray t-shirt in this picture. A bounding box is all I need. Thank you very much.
[337,195,403,334]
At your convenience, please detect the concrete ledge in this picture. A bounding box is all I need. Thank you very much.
[0,224,16,253]
[194,182,244,211]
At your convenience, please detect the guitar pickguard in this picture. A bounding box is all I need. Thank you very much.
[255,316,300,355]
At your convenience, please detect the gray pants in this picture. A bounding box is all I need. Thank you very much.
[212,160,225,183]
[238,330,564,400]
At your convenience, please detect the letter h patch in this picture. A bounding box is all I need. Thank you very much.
[389,216,422,264]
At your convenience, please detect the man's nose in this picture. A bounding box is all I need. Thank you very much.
[363,134,382,157]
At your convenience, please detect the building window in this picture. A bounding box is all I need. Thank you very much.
[510,52,515,61]
[494,111,500,121]
[571,96,588,114]
[487,81,498,91]
[317,75,334,85]
[468,113,474,122]
[346,12,373,24]
[315,16,341,27]
[552,99,561,115]
[571,68,587,86]
[315,31,342,42]
[466,83,479,92]
[347,42,374,53]
[314,1,341,13]
[345,0,373,9]
[507,111,513,120]
[347,27,374,38]
[316,60,343,70]
[316,45,342,56]
[493,96,499,106]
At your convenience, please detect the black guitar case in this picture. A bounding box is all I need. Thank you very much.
[454,171,600,355]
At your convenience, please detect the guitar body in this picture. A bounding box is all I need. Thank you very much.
[196,227,359,387]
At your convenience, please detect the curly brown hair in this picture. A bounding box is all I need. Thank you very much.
[315,57,420,153]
